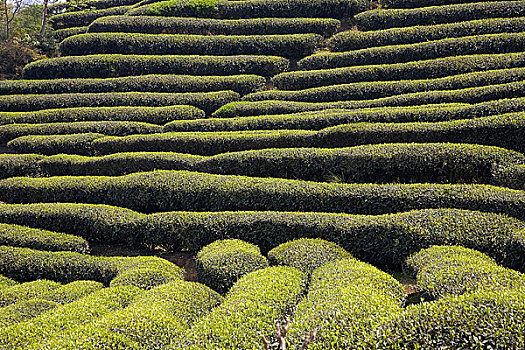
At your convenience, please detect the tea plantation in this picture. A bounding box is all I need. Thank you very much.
[0,0,524,347]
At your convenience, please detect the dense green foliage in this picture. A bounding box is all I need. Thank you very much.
[49,5,132,30]
[54,27,88,43]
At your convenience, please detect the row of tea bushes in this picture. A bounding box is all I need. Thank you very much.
[0,75,265,96]
[381,0,502,9]
[0,170,523,219]
[0,245,184,285]
[406,245,525,299]
[22,54,289,79]
[88,16,341,36]
[0,223,89,253]
[244,79,525,104]
[130,0,368,19]
[173,266,307,349]
[195,239,268,293]
[59,33,323,58]
[278,52,525,88]
[0,91,239,114]
[0,280,103,308]
[0,299,59,328]
[495,164,525,190]
[6,143,523,186]
[288,258,404,349]
[299,32,525,70]
[7,113,525,155]
[329,17,525,51]
[354,1,525,30]
[37,280,222,349]
[0,203,523,268]
[0,105,205,125]
[49,0,141,13]
[0,286,143,350]
[49,5,132,30]
[54,26,88,42]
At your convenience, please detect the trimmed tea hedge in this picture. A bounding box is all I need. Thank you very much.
[245,78,525,104]
[49,0,141,12]
[54,26,88,42]
[89,16,341,36]
[371,289,525,348]
[300,32,525,70]
[268,238,351,275]
[383,0,505,9]
[0,154,44,179]
[0,121,163,144]
[354,1,525,30]
[406,245,525,299]
[60,33,323,58]
[287,52,525,86]
[0,300,58,328]
[22,54,289,79]
[0,286,143,350]
[288,258,404,349]
[195,239,268,293]
[0,245,184,285]
[0,223,89,253]
[329,17,525,51]
[0,170,524,220]
[8,133,106,156]
[273,66,525,92]
[495,164,525,190]
[176,266,307,349]
[109,268,184,290]
[43,280,105,304]
[0,75,265,96]
[49,5,132,29]
[0,91,240,114]
[131,0,367,19]
[0,204,524,269]
[0,106,205,125]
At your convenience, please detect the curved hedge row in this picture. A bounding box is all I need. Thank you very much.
[0,170,524,220]
[54,26,87,43]
[0,91,239,114]
[130,0,367,19]
[247,74,525,103]
[0,154,44,180]
[0,286,143,350]
[284,52,525,87]
[22,54,289,79]
[0,223,89,253]
[371,289,525,348]
[60,33,323,58]
[195,239,268,293]
[0,245,184,286]
[0,204,523,269]
[49,5,132,29]
[0,121,163,145]
[406,245,525,299]
[300,32,525,70]
[0,299,58,328]
[8,133,106,156]
[382,0,505,9]
[268,238,352,275]
[88,16,341,36]
[0,75,265,96]
[354,1,525,30]
[495,164,525,190]
[329,17,525,51]
[288,258,404,349]
[0,105,205,125]
[49,0,141,13]
[176,266,307,349]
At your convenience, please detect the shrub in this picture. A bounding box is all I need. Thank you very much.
[494,164,525,190]
[0,280,61,307]
[354,1,525,30]
[284,52,525,87]
[383,0,503,8]
[0,106,205,125]
[287,258,404,349]
[0,154,44,179]
[44,280,105,304]
[49,5,132,29]
[370,289,525,348]
[59,32,323,58]
[267,238,351,275]
[406,245,525,299]
[109,268,184,290]
[22,54,289,79]
[53,26,88,43]
[89,16,341,36]
[0,223,89,253]
[0,299,58,328]
[131,0,367,19]
[299,32,525,70]
[0,75,265,96]
[0,122,163,145]
[0,170,524,221]
[0,91,239,115]
[0,42,45,80]
[245,78,525,104]
[7,133,106,156]
[175,266,307,349]
[195,239,269,293]
[329,17,525,51]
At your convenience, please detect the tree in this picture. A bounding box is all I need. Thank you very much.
[1,0,24,40]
